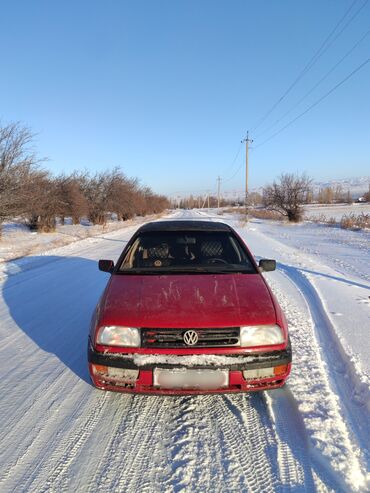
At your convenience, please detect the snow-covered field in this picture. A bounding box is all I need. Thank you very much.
[0,209,369,492]
[304,203,370,221]
[0,215,164,265]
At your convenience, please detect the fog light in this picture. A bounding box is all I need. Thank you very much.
[107,368,139,382]
[243,368,275,380]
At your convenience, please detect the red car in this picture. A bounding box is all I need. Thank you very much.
[88,220,291,394]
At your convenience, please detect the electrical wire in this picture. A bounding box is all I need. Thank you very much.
[253,57,370,149]
[222,147,258,183]
[255,26,370,139]
[222,156,244,183]
[249,0,366,134]
[219,141,243,177]
[177,2,369,194]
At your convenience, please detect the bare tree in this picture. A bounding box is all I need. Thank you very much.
[263,173,312,222]
[318,187,334,204]
[26,172,62,232]
[0,123,169,236]
[55,173,88,224]
[0,122,43,234]
[79,169,118,225]
[79,169,170,224]
[106,170,139,221]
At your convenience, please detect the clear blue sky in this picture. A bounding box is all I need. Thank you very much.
[1,0,369,198]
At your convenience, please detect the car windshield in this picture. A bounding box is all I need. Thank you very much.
[118,230,257,274]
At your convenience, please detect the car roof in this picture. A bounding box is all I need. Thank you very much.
[137,220,233,233]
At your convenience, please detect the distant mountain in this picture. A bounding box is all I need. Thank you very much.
[226,176,370,199]
[313,176,370,196]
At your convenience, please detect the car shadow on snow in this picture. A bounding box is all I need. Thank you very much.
[254,254,369,291]
[3,255,109,384]
[277,262,369,290]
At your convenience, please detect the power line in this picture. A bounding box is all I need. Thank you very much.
[221,142,243,176]
[222,141,247,182]
[249,0,366,134]
[222,153,246,182]
[208,1,369,191]
[253,56,370,149]
[255,26,370,139]
[222,145,260,183]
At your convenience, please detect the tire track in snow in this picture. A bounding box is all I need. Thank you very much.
[84,394,137,492]
[114,397,169,493]
[86,391,139,492]
[32,392,109,493]
[221,392,313,492]
[269,271,369,492]
[164,395,226,493]
[0,366,79,489]
[279,266,370,461]
[207,394,278,492]
[0,385,106,493]
[165,396,200,492]
[263,389,315,492]
[87,395,169,493]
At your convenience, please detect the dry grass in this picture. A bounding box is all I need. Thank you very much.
[307,212,369,230]
[340,212,370,230]
[223,207,284,221]
[248,209,284,221]
[226,207,369,230]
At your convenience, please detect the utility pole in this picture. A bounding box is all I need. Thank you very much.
[202,191,210,209]
[241,131,253,218]
[217,176,221,212]
[201,194,206,209]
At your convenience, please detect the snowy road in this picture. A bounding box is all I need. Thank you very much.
[0,210,369,492]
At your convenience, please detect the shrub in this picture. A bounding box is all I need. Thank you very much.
[263,173,312,222]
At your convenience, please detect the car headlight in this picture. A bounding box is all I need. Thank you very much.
[240,325,284,347]
[97,326,141,347]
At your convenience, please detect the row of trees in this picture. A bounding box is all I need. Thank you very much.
[177,173,369,223]
[175,181,362,216]
[171,191,264,210]
[173,174,312,222]
[0,122,169,236]
[317,186,353,204]
[251,185,356,207]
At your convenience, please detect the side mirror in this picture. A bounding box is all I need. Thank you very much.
[259,259,276,272]
[98,259,114,273]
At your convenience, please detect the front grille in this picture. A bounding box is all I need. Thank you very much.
[141,327,240,348]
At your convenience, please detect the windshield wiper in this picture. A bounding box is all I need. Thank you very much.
[118,266,210,274]
[118,265,254,275]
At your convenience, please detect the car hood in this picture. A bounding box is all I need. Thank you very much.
[99,274,276,328]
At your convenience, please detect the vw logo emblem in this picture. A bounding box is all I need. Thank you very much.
[183,330,199,346]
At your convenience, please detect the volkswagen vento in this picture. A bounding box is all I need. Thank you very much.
[88,220,292,394]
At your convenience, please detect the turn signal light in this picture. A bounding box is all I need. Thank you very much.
[92,364,108,375]
[92,365,139,382]
[273,365,288,376]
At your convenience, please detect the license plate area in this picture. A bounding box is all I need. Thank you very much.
[153,367,229,389]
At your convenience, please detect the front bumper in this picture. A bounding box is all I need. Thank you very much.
[88,339,292,394]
